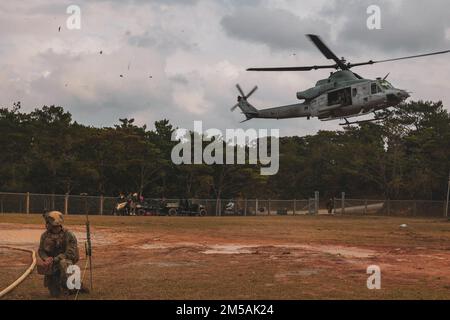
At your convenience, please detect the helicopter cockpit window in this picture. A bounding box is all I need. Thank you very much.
[352,88,357,97]
[371,83,382,94]
[371,83,377,94]
[379,80,393,90]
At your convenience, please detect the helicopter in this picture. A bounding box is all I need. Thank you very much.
[231,34,450,125]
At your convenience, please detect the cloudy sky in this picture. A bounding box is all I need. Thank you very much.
[1,0,449,136]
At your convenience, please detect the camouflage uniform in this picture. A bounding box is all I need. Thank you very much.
[38,211,79,297]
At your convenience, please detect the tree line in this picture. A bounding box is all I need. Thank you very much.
[1,100,449,200]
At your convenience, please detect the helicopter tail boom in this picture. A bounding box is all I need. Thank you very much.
[235,99,259,121]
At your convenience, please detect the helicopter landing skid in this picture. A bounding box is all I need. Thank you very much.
[339,111,391,126]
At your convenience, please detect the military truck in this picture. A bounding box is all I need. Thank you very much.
[160,199,207,216]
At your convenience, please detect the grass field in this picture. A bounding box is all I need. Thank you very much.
[1,214,450,300]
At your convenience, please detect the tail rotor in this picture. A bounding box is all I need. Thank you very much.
[231,84,258,111]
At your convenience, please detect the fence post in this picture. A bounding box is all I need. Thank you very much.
[341,192,345,215]
[256,199,259,215]
[64,194,69,215]
[26,192,30,214]
[364,199,368,215]
[51,193,55,211]
[332,198,336,214]
[100,195,104,216]
[444,201,447,218]
[244,199,247,216]
[315,191,319,215]
[268,199,271,215]
[387,199,391,216]
[293,199,296,215]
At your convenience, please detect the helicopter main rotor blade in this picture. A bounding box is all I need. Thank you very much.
[306,34,348,70]
[348,49,450,68]
[247,64,337,72]
[236,84,245,97]
[246,86,258,99]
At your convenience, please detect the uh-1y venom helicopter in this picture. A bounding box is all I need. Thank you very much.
[231,34,450,125]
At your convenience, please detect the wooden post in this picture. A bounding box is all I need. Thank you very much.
[293,199,296,215]
[364,199,368,215]
[64,194,69,215]
[268,199,271,216]
[341,192,345,215]
[100,195,104,216]
[244,199,247,216]
[256,199,259,215]
[26,192,30,214]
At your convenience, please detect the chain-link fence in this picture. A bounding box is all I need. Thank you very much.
[0,192,448,217]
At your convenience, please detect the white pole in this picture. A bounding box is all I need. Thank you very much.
[446,171,450,218]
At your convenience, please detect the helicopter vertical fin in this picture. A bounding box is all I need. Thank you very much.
[231,85,259,121]
[239,99,258,114]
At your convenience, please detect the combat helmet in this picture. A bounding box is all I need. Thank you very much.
[44,211,64,227]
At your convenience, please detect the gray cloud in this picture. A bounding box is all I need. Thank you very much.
[221,6,331,51]
[127,30,193,52]
[221,0,450,57]
[325,0,450,55]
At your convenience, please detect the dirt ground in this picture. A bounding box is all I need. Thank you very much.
[1,214,450,300]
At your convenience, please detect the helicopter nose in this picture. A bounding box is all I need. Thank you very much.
[394,90,409,101]
[399,90,410,100]
[387,90,409,104]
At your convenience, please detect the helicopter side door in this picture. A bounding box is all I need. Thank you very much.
[350,83,369,107]
[327,87,352,107]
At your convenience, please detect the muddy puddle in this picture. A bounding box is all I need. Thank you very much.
[202,245,255,255]
[136,241,376,259]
